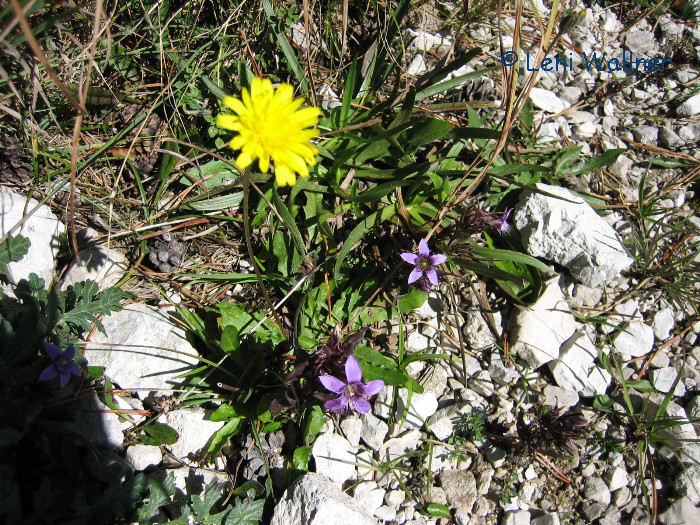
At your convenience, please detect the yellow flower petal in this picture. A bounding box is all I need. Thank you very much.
[275,165,297,187]
[216,114,238,130]
[216,78,321,186]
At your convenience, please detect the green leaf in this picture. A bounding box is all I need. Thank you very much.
[262,0,308,91]
[415,65,499,100]
[272,185,306,258]
[210,404,240,422]
[220,325,240,359]
[340,56,358,126]
[626,379,655,393]
[397,288,428,314]
[292,445,312,471]
[207,417,245,457]
[58,282,129,334]
[141,423,179,446]
[471,246,554,274]
[593,394,614,411]
[566,148,625,176]
[0,234,30,277]
[182,192,244,212]
[302,405,325,444]
[202,75,232,100]
[334,203,398,279]
[231,481,265,499]
[404,117,454,152]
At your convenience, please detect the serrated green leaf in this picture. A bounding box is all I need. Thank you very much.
[59,283,129,334]
[0,234,30,277]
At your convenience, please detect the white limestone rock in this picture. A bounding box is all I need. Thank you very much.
[312,433,357,484]
[605,466,630,492]
[529,88,570,114]
[651,367,686,396]
[353,481,386,516]
[378,430,422,463]
[360,412,388,450]
[652,307,675,340]
[340,417,362,448]
[509,279,578,369]
[549,330,608,396]
[395,388,438,430]
[514,184,633,286]
[161,407,225,460]
[271,473,378,525]
[613,322,655,358]
[675,465,700,504]
[428,401,487,441]
[85,303,201,399]
[61,244,129,292]
[125,444,163,471]
[677,94,700,117]
[0,191,64,293]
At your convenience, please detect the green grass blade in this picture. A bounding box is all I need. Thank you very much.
[261,0,309,91]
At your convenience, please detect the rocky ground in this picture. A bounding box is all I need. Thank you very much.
[2,1,700,524]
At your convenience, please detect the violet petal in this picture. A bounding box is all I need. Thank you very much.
[427,254,447,266]
[418,239,430,258]
[401,253,419,265]
[355,379,385,397]
[353,397,371,414]
[345,356,363,385]
[38,365,58,381]
[425,267,439,285]
[43,342,62,361]
[319,374,347,394]
[407,267,423,284]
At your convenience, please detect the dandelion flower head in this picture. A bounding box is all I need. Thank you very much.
[216,77,321,187]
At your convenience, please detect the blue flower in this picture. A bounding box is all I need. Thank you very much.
[319,356,384,414]
[39,343,82,387]
[400,239,448,286]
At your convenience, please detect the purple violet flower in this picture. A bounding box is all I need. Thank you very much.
[487,208,513,234]
[38,343,82,387]
[400,239,448,286]
[319,356,385,414]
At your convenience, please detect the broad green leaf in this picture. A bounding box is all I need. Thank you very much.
[292,445,312,471]
[303,405,325,444]
[340,56,358,126]
[182,192,244,212]
[405,117,454,152]
[625,379,655,393]
[397,288,428,314]
[210,404,241,422]
[220,325,240,357]
[360,362,409,385]
[207,417,245,456]
[141,423,178,446]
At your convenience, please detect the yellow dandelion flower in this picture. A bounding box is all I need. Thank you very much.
[216,77,321,187]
